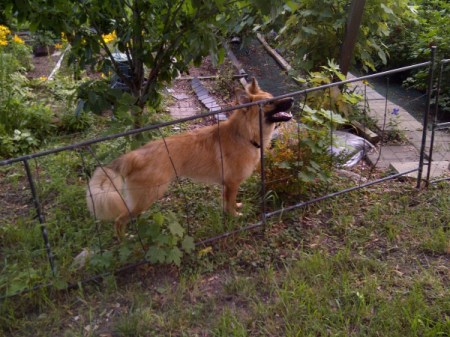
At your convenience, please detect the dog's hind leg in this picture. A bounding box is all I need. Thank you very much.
[114,181,171,237]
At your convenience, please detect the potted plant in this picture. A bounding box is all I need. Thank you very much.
[32,30,56,56]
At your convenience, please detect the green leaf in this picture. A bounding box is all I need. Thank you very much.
[153,212,165,226]
[53,279,68,290]
[298,171,315,183]
[147,222,162,240]
[155,233,170,245]
[167,247,183,266]
[7,280,28,296]
[168,221,185,237]
[181,236,195,253]
[378,50,387,65]
[146,246,167,264]
[119,245,133,263]
[380,4,394,15]
[89,251,114,270]
[301,26,317,35]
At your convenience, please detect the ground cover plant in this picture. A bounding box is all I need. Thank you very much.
[1,178,448,336]
[1,2,449,336]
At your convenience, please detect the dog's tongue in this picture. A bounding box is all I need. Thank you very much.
[274,111,293,120]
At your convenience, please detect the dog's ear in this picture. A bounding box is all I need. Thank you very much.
[235,88,251,105]
[247,78,260,94]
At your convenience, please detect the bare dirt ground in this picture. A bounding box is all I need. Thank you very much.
[27,52,62,79]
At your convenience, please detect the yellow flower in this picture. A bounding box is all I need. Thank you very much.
[101,31,117,44]
[198,246,213,257]
[0,25,11,46]
[13,34,25,44]
[39,76,48,81]
[54,43,63,49]
[0,25,11,35]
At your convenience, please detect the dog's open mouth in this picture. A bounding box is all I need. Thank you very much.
[267,97,294,123]
[268,111,293,122]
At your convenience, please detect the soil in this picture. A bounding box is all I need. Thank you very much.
[27,52,63,79]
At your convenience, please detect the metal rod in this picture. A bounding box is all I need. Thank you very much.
[265,168,419,218]
[430,177,450,184]
[434,122,450,131]
[417,46,436,188]
[23,159,56,277]
[258,104,267,228]
[175,73,248,80]
[0,61,432,168]
[196,221,264,246]
[426,61,444,185]
[2,166,421,300]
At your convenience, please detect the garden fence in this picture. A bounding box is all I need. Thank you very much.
[1,51,449,299]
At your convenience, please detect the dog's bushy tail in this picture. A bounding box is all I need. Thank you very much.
[86,165,128,221]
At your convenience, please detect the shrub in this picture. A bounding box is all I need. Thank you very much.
[265,65,358,200]
[383,0,450,114]
[269,0,410,72]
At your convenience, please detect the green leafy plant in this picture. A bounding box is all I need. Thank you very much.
[266,107,346,199]
[0,26,56,157]
[9,0,285,127]
[264,0,410,72]
[31,30,56,56]
[265,65,359,199]
[295,59,363,118]
[382,1,450,114]
[87,211,195,272]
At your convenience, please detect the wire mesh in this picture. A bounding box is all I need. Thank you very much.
[2,59,447,300]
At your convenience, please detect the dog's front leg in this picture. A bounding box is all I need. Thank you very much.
[223,183,242,216]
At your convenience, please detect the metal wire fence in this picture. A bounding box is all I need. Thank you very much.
[1,54,448,300]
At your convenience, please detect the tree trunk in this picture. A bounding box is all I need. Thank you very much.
[339,0,366,77]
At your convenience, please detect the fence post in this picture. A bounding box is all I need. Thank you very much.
[425,60,445,186]
[258,104,267,228]
[417,46,436,188]
[23,159,56,276]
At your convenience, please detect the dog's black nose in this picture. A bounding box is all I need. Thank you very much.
[278,97,294,110]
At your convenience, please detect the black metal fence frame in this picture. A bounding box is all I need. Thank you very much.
[1,51,449,299]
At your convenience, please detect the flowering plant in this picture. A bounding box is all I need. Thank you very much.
[0,25,31,71]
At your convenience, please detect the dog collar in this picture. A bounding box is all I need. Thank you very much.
[250,140,261,148]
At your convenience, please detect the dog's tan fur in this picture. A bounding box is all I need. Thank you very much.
[86,79,293,236]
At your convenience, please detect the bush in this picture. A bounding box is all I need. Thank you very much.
[268,0,410,72]
[265,66,354,200]
[383,0,450,114]
[0,34,56,158]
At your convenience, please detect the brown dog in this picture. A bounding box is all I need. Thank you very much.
[86,78,293,236]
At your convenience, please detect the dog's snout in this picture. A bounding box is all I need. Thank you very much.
[280,97,294,109]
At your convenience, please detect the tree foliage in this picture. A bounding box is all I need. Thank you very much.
[5,0,283,126]
[384,0,450,113]
[263,0,410,73]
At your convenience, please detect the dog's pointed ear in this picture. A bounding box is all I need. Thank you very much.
[247,78,260,94]
[235,88,250,105]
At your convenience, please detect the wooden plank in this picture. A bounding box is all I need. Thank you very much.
[256,33,292,72]
[351,120,380,144]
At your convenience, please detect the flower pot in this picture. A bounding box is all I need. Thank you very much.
[33,45,55,57]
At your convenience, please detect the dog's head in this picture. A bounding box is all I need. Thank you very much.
[235,78,294,125]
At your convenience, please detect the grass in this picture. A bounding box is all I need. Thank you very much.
[0,58,448,336]
[0,174,448,336]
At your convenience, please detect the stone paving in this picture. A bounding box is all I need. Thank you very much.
[167,43,449,180]
[348,73,450,178]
